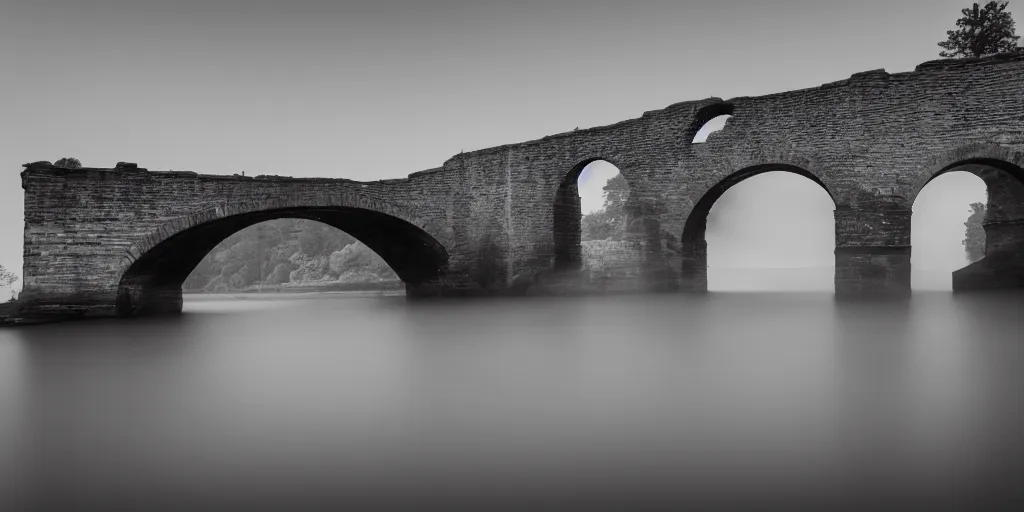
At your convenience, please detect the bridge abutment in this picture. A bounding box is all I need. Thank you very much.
[9,288,119,323]
[834,208,912,300]
[6,54,1024,327]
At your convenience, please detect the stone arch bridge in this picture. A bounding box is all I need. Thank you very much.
[13,53,1024,321]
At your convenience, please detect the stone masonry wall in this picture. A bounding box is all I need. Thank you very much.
[438,52,1024,297]
[18,164,466,319]
[12,53,1024,322]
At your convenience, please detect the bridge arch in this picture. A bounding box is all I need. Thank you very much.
[115,196,449,316]
[681,154,837,242]
[907,143,1024,291]
[906,143,1024,204]
[552,156,633,271]
[678,152,837,292]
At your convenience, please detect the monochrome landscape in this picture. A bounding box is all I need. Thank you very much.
[2,0,1024,509]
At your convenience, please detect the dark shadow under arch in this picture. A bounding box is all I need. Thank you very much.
[909,143,1024,204]
[921,157,1024,194]
[116,207,449,316]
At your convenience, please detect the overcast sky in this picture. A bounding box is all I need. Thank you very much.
[0,0,1002,287]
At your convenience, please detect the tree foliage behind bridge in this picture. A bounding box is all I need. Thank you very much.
[183,219,399,292]
[964,202,987,263]
[0,264,18,302]
[581,174,629,241]
[939,1,1021,58]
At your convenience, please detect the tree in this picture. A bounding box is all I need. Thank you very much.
[939,2,1021,58]
[53,157,82,169]
[582,209,617,241]
[963,202,987,263]
[0,264,18,301]
[581,174,630,241]
[602,174,629,224]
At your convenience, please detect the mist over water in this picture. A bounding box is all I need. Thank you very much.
[2,291,1023,508]
[700,170,987,292]
[0,149,996,509]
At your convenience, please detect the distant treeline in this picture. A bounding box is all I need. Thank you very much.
[183,219,400,293]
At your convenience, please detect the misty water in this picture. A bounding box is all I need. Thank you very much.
[2,285,1024,508]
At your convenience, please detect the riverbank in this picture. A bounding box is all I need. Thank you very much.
[0,285,406,326]
[183,281,404,295]
[184,289,406,301]
[0,301,17,326]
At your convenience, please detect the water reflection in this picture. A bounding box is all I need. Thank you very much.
[1,291,1023,508]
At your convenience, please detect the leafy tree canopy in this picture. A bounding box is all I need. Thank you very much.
[53,157,82,169]
[939,1,1021,58]
[963,202,987,263]
[581,174,629,241]
[0,264,18,287]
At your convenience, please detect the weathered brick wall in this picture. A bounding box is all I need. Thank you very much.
[12,53,1024,322]
[581,240,644,292]
[442,52,1024,298]
[18,164,467,318]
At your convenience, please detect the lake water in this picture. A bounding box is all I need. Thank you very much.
[2,288,1024,509]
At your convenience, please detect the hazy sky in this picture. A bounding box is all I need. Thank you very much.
[0,0,1001,285]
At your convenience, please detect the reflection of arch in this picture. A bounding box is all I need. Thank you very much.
[682,159,837,242]
[116,197,449,316]
[553,157,630,271]
[907,143,1024,204]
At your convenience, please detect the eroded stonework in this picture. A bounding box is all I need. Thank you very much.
[8,53,1024,323]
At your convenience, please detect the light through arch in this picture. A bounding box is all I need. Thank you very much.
[553,159,634,288]
[577,161,622,216]
[690,102,735,144]
[116,206,447,316]
[183,218,402,295]
[692,115,732,144]
[697,171,836,291]
[911,171,987,291]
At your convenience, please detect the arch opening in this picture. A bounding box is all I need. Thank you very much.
[681,165,837,292]
[690,103,735,144]
[692,115,733,144]
[553,159,637,288]
[554,159,627,270]
[116,207,448,316]
[911,171,987,291]
[911,158,1024,292]
[182,219,402,294]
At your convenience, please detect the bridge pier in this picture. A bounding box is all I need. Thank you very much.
[553,180,583,271]
[116,279,184,317]
[9,288,119,323]
[679,240,708,293]
[834,208,912,300]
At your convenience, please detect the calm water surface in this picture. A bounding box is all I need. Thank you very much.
[2,291,1023,509]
